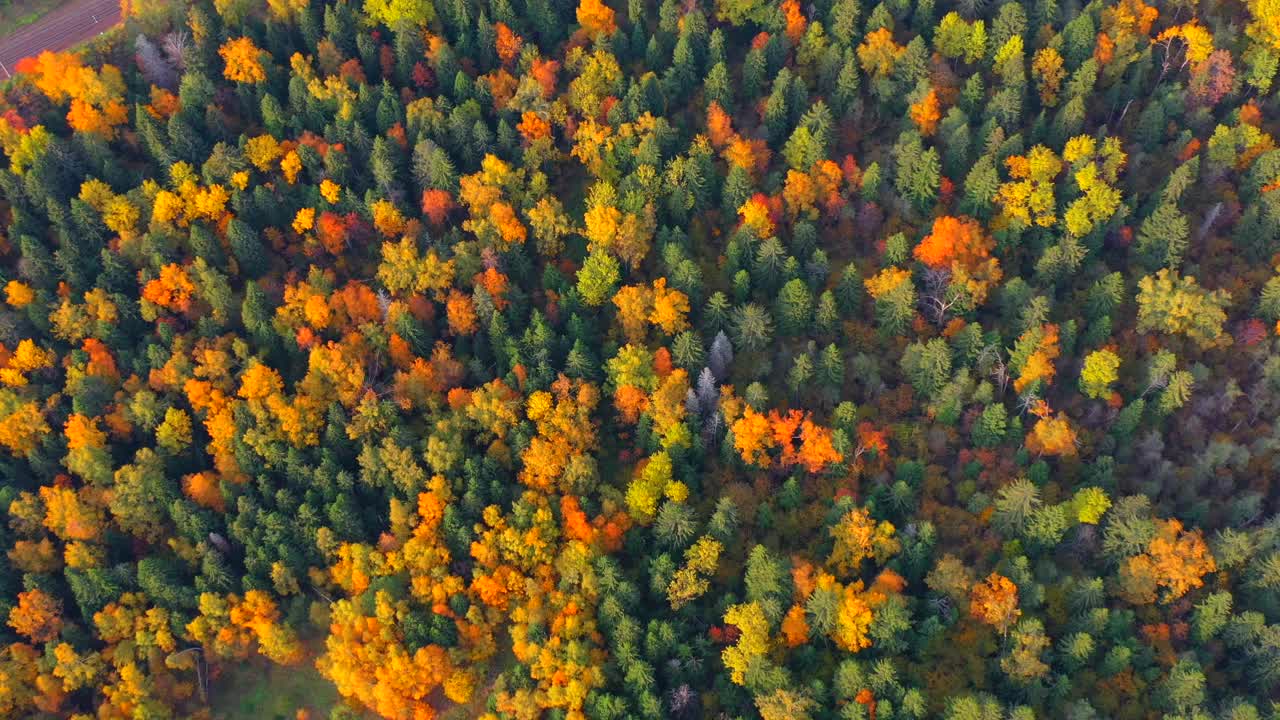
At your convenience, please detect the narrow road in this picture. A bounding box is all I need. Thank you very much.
[0,0,121,79]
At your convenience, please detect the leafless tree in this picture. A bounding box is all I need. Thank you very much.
[162,30,190,72]
[920,267,960,325]
[977,344,1011,396]
[1016,390,1042,417]
[1198,201,1224,240]
[668,685,698,717]
[135,34,178,90]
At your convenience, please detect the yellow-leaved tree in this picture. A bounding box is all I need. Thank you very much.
[219,37,267,84]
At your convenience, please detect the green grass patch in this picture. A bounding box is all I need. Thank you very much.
[210,657,342,720]
[0,0,63,39]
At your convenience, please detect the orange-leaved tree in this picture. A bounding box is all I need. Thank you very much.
[8,589,63,643]
[970,572,1020,633]
[1118,519,1216,604]
[909,88,941,136]
[576,0,617,37]
[914,216,1003,304]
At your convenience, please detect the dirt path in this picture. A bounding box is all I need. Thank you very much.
[0,0,120,78]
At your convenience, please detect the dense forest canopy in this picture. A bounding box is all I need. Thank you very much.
[0,0,1279,717]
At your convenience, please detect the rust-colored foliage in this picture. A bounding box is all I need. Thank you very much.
[1024,408,1076,457]
[969,573,1020,633]
[914,216,1002,304]
[1119,520,1216,604]
[0,0,1269,715]
[707,102,734,149]
[141,264,196,313]
[576,0,617,36]
[780,604,810,647]
[8,589,63,643]
[909,89,941,136]
[494,22,523,64]
[420,189,454,226]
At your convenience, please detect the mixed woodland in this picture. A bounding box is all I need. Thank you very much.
[0,0,1279,717]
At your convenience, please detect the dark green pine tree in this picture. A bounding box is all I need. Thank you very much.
[228,217,271,279]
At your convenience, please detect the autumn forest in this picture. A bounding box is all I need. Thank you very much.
[0,0,1278,717]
